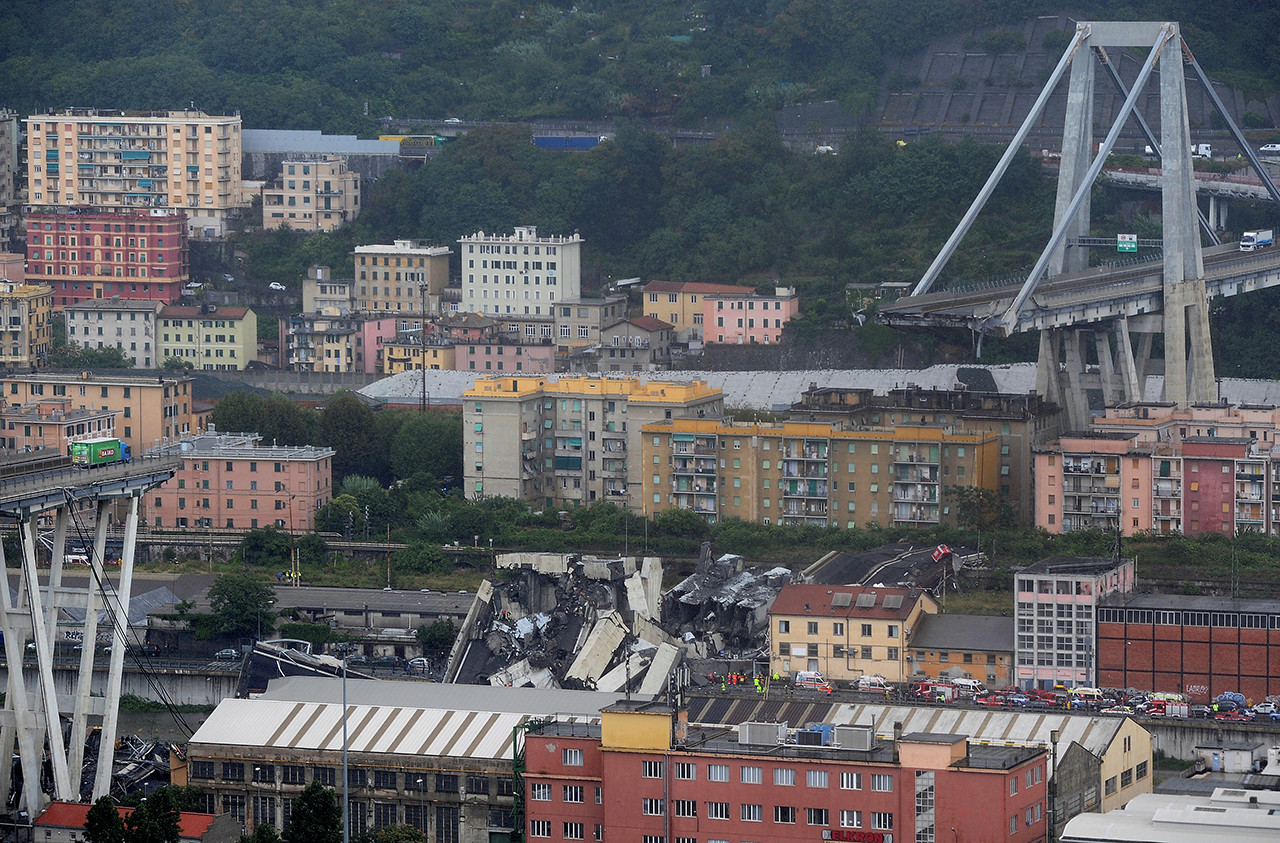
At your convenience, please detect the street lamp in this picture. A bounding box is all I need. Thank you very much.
[253,766,261,832]
[415,778,424,833]
[342,655,350,843]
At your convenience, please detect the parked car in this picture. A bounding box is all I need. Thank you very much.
[444,118,463,124]
[976,695,1009,708]
[268,282,286,291]
[344,654,368,665]
[371,655,402,668]
[1260,143,1280,153]
[408,657,430,672]
[1190,705,1212,719]
[1022,700,1053,713]
[1268,711,1280,722]
[1215,711,1253,722]
[1251,702,1278,716]
[214,648,241,660]
[1100,705,1136,716]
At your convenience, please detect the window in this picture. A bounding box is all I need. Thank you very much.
[1137,761,1149,780]
[1104,776,1117,796]
[564,748,583,766]
[530,783,551,801]
[707,801,730,820]
[190,761,214,780]
[741,766,763,784]
[806,807,828,826]
[674,762,696,780]
[642,760,664,779]
[840,772,862,790]
[222,762,245,781]
[741,804,763,822]
[642,798,665,816]
[840,810,862,828]
[563,823,583,841]
[1121,768,1133,788]
[674,799,696,817]
[314,767,336,787]
[774,768,796,786]
[871,774,893,792]
[833,622,845,636]
[807,621,819,635]
[708,764,729,782]
[1010,776,1018,796]
[872,812,894,831]
[372,769,396,789]
[775,806,797,824]
[778,620,790,633]
[861,623,872,637]
[807,770,828,788]
[563,785,583,803]
[1010,816,1018,835]
[529,820,551,838]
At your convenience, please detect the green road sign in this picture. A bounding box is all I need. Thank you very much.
[1117,234,1138,252]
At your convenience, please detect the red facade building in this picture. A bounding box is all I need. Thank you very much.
[1098,593,1280,702]
[523,702,1048,843]
[25,208,189,307]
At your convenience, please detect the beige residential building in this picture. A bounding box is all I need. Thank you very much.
[2,372,195,452]
[353,240,451,313]
[301,265,354,315]
[463,376,724,511]
[158,305,257,370]
[769,584,939,683]
[639,280,746,343]
[0,283,54,369]
[25,108,243,237]
[460,226,581,318]
[640,417,1001,528]
[554,295,628,351]
[64,299,163,368]
[262,156,360,232]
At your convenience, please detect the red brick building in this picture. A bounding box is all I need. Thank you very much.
[25,208,189,307]
[523,701,1048,843]
[1097,594,1280,702]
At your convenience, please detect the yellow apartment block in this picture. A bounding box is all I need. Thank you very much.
[639,418,1000,527]
[463,375,724,511]
[0,282,53,368]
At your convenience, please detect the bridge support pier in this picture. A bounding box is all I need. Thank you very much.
[0,455,175,813]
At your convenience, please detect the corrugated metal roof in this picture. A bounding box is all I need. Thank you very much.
[826,703,1130,769]
[189,697,599,761]
[262,675,634,715]
[242,129,399,155]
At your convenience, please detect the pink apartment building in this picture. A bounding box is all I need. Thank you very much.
[147,430,334,531]
[701,285,799,344]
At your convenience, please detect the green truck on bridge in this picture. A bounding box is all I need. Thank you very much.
[71,438,132,467]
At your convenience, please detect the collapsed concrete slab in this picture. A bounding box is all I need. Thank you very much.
[565,611,629,686]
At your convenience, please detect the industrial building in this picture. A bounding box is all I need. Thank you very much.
[523,700,1049,843]
[183,678,628,843]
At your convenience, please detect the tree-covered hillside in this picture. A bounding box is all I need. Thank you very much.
[2,1,1277,133]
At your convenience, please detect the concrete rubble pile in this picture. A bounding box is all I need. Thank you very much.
[661,542,793,658]
[449,551,686,694]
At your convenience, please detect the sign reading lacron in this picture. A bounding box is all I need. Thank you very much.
[1117,233,1137,252]
[822,831,891,843]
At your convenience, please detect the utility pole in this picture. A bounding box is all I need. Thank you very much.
[419,277,428,413]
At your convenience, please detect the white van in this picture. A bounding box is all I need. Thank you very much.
[951,677,985,695]
[795,671,833,693]
[855,675,890,691]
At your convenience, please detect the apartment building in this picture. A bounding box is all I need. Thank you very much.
[0,401,116,454]
[147,431,333,531]
[524,702,1048,843]
[702,285,800,345]
[25,108,243,237]
[262,156,360,232]
[796,385,1061,525]
[453,337,553,374]
[639,280,746,343]
[459,226,581,317]
[0,282,53,369]
[383,338,457,374]
[639,417,1000,528]
[24,208,189,307]
[1035,407,1280,537]
[768,584,938,683]
[1014,556,1136,691]
[283,313,399,373]
[566,316,673,372]
[353,240,451,313]
[300,265,353,315]
[0,109,19,252]
[462,375,724,510]
[553,295,628,351]
[2,372,195,451]
[64,299,163,368]
[909,613,1015,687]
[158,305,257,370]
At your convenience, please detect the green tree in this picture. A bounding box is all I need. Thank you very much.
[162,356,195,370]
[318,393,382,482]
[83,797,125,843]
[416,619,458,659]
[282,782,342,843]
[46,344,134,369]
[353,826,424,843]
[206,574,277,640]
[211,392,317,446]
[391,542,448,574]
[238,527,293,568]
[241,824,282,843]
[388,412,463,485]
[125,787,182,843]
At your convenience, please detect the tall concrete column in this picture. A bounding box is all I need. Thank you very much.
[1159,40,1214,406]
